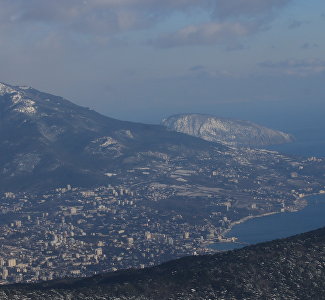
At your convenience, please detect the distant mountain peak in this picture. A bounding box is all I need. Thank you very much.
[162,113,294,147]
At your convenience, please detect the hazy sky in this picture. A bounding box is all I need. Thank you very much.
[0,0,324,127]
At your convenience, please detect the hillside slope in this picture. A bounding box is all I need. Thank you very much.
[0,83,221,191]
[2,227,325,299]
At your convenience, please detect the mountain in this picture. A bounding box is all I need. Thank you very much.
[0,82,307,194]
[2,226,325,299]
[0,81,324,228]
[162,113,294,147]
[0,82,223,191]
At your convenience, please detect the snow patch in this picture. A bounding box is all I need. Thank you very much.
[98,137,118,148]
[116,129,134,139]
[19,86,32,90]
[0,83,16,95]
[13,98,37,115]
[86,136,124,158]
[0,83,37,115]
[105,172,117,177]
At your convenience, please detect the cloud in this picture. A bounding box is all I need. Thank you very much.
[152,21,261,47]
[259,59,325,76]
[186,65,236,80]
[301,42,319,50]
[288,20,309,30]
[213,0,292,19]
[150,0,293,48]
[189,65,206,72]
[0,0,211,35]
[0,0,293,39]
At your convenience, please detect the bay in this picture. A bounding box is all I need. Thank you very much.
[268,127,325,157]
[212,194,325,251]
[212,127,325,251]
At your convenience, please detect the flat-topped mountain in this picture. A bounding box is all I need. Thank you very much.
[162,113,294,147]
[2,226,325,299]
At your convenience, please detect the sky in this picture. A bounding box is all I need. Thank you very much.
[0,0,324,129]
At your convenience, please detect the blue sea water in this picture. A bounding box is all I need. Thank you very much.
[268,127,325,158]
[212,194,325,251]
[212,127,325,251]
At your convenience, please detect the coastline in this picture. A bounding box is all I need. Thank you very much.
[219,211,280,238]
[208,192,324,249]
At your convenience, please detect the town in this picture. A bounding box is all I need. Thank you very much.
[0,147,324,285]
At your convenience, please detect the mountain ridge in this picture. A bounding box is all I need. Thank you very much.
[0,82,220,192]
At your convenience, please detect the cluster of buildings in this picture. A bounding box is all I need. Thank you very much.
[0,148,324,285]
[0,185,216,284]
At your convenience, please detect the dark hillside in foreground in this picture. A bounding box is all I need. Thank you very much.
[2,227,325,299]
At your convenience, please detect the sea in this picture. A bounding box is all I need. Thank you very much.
[212,126,325,251]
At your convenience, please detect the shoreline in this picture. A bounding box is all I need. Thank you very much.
[208,192,324,248]
[219,211,280,238]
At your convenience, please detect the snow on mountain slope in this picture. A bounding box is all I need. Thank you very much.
[0,82,222,191]
[0,82,37,115]
[162,113,294,147]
